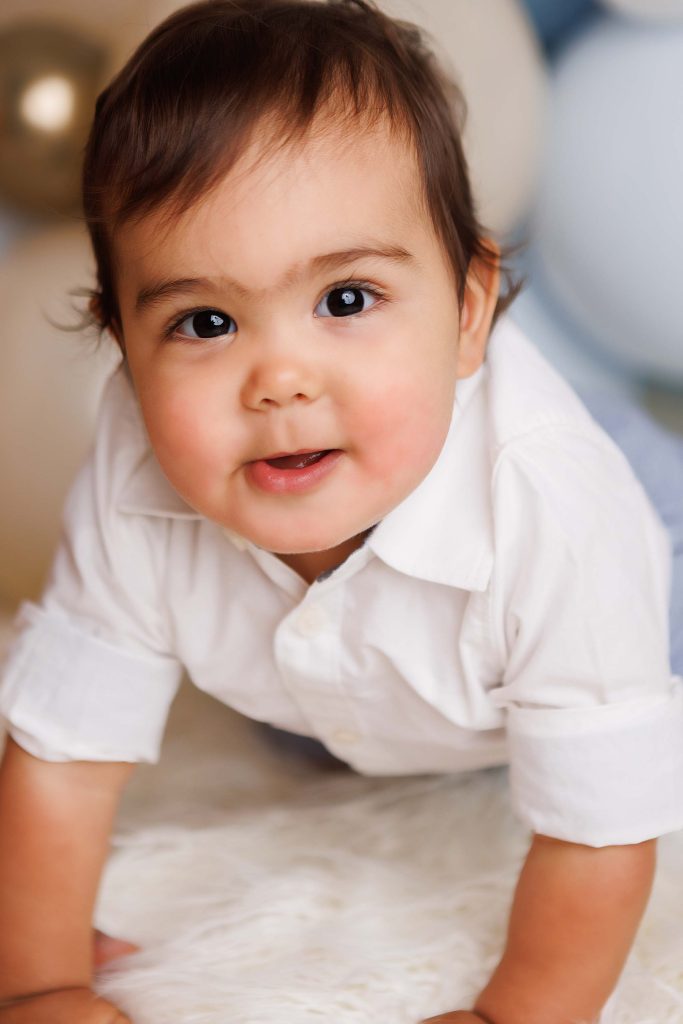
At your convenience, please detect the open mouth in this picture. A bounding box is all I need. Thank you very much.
[264,450,334,470]
[247,447,343,494]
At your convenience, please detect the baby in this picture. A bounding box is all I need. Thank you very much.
[1,1,682,1022]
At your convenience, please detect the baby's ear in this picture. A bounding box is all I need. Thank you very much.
[456,245,500,379]
[88,292,105,327]
[89,294,126,356]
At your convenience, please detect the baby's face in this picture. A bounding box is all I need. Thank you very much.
[114,120,497,578]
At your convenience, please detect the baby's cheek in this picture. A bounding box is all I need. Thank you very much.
[357,388,452,490]
[144,389,219,475]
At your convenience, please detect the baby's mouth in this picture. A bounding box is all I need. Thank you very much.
[263,450,334,470]
[247,447,343,494]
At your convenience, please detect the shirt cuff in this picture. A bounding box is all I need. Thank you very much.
[506,679,683,846]
[0,602,183,763]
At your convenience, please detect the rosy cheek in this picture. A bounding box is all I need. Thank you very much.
[144,389,208,465]
[355,388,450,487]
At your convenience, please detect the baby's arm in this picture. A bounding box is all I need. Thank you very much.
[424,833,655,1023]
[0,737,135,1020]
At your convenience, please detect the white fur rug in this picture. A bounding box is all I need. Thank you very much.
[1,614,683,1023]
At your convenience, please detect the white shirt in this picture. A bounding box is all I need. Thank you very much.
[2,318,682,847]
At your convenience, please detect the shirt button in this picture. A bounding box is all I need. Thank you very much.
[331,729,359,745]
[295,604,328,636]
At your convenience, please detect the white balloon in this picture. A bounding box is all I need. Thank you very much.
[600,0,683,22]
[0,226,119,607]
[508,286,641,399]
[113,0,547,237]
[533,17,683,382]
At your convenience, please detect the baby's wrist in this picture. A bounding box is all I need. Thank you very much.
[471,1010,497,1024]
[0,984,88,1010]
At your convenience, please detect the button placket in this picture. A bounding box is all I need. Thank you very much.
[274,586,365,758]
[294,603,329,637]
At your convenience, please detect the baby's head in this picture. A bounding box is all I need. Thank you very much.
[82,0,519,576]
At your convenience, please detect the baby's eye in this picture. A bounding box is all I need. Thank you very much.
[315,285,378,318]
[170,308,236,340]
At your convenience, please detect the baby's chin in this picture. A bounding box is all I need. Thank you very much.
[165,485,369,553]
[229,516,372,557]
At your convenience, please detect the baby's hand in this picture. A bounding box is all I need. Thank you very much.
[0,987,132,1024]
[421,1013,490,1023]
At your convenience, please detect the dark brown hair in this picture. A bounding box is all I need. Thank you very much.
[82,0,522,338]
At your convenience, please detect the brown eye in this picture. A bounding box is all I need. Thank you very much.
[315,286,377,318]
[174,309,236,339]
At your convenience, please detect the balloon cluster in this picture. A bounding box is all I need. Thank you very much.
[518,0,683,385]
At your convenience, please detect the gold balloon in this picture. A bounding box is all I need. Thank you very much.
[0,21,107,217]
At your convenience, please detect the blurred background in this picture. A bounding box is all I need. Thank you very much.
[1,0,682,625]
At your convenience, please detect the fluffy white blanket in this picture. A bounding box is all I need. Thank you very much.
[1,604,682,1022]
[90,680,683,1024]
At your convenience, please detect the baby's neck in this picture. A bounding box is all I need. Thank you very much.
[276,531,370,584]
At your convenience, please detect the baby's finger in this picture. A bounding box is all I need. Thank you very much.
[101,1011,133,1024]
[0,988,133,1024]
[420,1013,489,1023]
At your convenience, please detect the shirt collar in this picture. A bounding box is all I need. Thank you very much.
[117,350,494,592]
[118,449,202,519]
[115,369,202,520]
[366,364,493,591]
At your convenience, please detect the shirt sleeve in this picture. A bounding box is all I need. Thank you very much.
[489,423,683,847]
[0,377,184,763]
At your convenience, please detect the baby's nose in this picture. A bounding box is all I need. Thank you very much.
[240,355,323,410]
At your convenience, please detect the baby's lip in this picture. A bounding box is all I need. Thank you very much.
[245,447,343,493]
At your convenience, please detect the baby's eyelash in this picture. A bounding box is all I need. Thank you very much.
[327,279,386,301]
[162,305,213,340]
[161,279,388,340]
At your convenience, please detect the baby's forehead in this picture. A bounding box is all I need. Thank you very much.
[236,107,421,191]
[111,118,444,316]
[122,112,426,248]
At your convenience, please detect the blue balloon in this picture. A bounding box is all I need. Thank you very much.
[508,279,640,398]
[533,16,683,382]
[521,0,597,50]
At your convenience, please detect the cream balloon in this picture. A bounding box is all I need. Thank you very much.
[600,0,683,20]
[384,0,546,236]
[0,225,119,607]
[112,0,547,238]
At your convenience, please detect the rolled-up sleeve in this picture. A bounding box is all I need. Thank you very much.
[0,373,184,762]
[0,602,181,762]
[489,424,683,846]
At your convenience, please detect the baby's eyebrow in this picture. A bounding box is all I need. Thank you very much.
[134,243,416,314]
